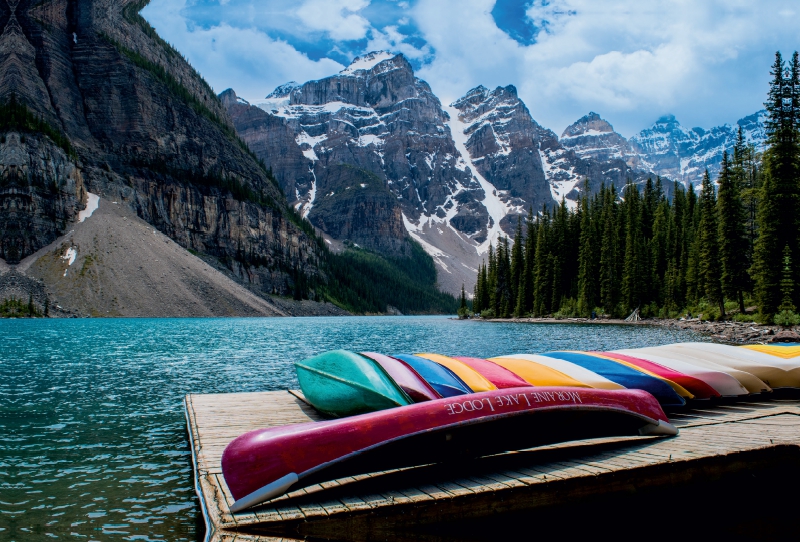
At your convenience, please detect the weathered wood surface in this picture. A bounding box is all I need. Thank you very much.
[186,392,800,542]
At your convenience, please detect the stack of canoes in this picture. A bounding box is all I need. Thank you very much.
[295,342,800,417]
[220,342,799,512]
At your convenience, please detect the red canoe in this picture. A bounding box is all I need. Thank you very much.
[222,387,677,512]
[453,356,533,389]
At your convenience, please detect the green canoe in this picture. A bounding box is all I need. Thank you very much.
[295,350,412,417]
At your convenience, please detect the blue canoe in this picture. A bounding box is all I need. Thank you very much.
[392,354,472,397]
[540,351,686,408]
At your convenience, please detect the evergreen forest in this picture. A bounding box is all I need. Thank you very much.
[472,51,800,325]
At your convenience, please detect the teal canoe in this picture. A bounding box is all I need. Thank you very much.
[295,350,413,417]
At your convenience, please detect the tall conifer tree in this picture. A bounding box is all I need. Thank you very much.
[698,170,725,318]
[717,151,748,313]
[752,51,800,316]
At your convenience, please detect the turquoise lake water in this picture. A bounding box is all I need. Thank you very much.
[1,316,705,541]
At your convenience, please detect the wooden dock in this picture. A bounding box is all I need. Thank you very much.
[186,392,800,542]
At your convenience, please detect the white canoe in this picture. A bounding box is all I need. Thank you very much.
[657,343,799,389]
[612,349,749,397]
[494,354,625,390]
[626,347,771,394]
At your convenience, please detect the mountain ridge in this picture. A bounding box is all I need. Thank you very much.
[227,51,764,294]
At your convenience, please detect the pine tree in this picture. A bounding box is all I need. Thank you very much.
[460,283,467,310]
[533,210,551,316]
[698,170,725,318]
[599,186,619,315]
[775,245,800,325]
[510,218,524,315]
[517,210,536,316]
[577,187,597,315]
[650,199,670,308]
[752,51,800,316]
[717,151,748,314]
[487,243,497,315]
[621,183,642,313]
[685,186,701,305]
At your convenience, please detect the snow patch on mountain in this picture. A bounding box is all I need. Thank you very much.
[340,51,396,75]
[444,104,513,254]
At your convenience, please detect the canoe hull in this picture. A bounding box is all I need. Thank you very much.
[612,349,749,397]
[453,356,533,389]
[361,352,441,402]
[541,352,686,407]
[295,350,411,417]
[222,387,676,512]
[393,354,473,397]
[595,351,720,400]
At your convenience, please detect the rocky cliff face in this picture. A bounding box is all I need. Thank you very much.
[0,0,321,298]
[0,132,85,263]
[228,51,495,259]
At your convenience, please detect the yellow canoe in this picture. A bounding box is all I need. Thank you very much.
[415,353,497,392]
[631,346,772,394]
[490,354,612,389]
[742,344,800,359]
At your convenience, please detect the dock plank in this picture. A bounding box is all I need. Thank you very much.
[186,391,800,541]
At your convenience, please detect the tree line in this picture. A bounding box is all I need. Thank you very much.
[473,51,800,324]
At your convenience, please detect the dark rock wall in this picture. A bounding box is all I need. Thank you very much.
[0,132,84,263]
[0,0,321,296]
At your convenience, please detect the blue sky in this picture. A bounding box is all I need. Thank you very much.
[143,0,800,137]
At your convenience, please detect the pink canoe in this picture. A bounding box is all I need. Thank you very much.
[361,352,441,402]
[222,387,677,512]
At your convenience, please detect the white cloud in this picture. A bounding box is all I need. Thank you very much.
[413,0,800,136]
[144,0,800,136]
[295,0,371,41]
[143,0,344,98]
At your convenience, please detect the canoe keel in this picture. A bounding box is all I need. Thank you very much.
[222,387,676,512]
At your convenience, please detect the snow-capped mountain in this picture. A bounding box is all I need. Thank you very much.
[560,112,641,168]
[222,51,767,295]
[631,112,767,186]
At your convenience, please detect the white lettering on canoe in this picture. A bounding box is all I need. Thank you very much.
[444,398,496,415]
[444,391,581,416]
[531,391,582,404]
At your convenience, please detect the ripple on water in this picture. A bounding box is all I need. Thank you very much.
[0,316,705,540]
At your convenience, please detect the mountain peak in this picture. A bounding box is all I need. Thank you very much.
[266,82,300,99]
[561,112,615,139]
[340,51,398,75]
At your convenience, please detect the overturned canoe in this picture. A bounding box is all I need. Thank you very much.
[630,346,772,394]
[392,354,473,397]
[587,353,694,400]
[452,356,533,389]
[295,350,412,417]
[414,353,498,392]
[222,387,678,512]
[666,343,800,389]
[596,351,719,400]
[540,352,686,407]
[612,349,750,397]
[490,354,606,389]
[361,352,441,402]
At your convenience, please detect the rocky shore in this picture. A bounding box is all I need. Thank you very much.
[483,316,800,345]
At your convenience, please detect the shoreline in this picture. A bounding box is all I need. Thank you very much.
[479,316,799,345]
